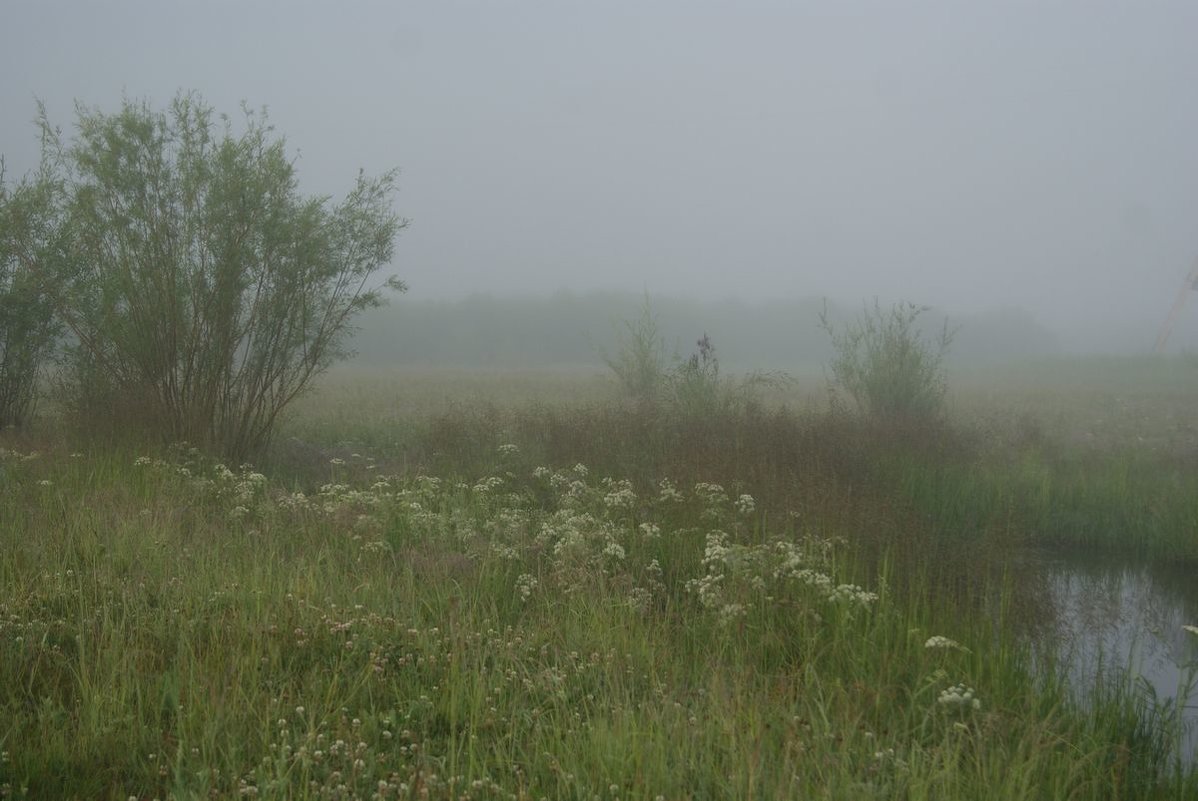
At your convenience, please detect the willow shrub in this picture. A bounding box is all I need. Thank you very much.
[820,299,955,425]
[601,293,671,407]
[0,160,62,429]
[35,92,406,460]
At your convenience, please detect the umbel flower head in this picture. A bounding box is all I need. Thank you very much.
[925,635,969,652]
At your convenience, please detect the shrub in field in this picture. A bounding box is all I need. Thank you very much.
[0,160,62,428]
[819,299,954,424]
[32,92,406,459]
[604,298,783,417]
[666,332,784,419]
[667,332,722,417]
[601,293,670,405]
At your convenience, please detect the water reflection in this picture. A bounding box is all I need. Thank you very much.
[1032,550,1198,765]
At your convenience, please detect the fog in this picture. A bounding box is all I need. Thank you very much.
[4,1,1198,354]
[342,292,1060,371]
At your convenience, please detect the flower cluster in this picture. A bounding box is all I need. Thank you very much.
[686,530,877,626]
[938,683,982,710]
[924,635,968,652]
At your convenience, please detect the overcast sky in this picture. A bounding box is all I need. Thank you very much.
[4,1,1198,349]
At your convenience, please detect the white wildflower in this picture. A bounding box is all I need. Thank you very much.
[627,586,653,612]
[693,482,727,505]
[828,583,878,606]
[938,683,981,710]
[925,635,968,652]
[735,494,756,515]
[701,530,731,566]
[602,540,626,560]
[657,478,683,503]
[718,603,747,625]
[515,573,538,601]
[476,476,505,493]
[602,480,636,510]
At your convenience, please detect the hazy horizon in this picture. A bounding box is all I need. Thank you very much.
[5,1,1198,352]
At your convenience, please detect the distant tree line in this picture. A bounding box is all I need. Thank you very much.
[346,291,1060,370]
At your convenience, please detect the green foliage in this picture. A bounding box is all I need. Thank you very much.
[0,159,63,428]
[34,92,406,459]
[820,299,954,423]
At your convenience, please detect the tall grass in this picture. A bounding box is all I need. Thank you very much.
[1,436,1194,799]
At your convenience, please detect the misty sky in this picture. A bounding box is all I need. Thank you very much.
[4,1,1198,349]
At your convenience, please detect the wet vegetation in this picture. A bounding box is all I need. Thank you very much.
[2,352,1197,799]
[2,94,1196,800]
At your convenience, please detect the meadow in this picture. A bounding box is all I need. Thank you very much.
[1,358,1196,800]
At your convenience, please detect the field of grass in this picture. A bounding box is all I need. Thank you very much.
[1,357,1196,799]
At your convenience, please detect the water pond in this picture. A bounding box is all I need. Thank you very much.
[1030,550,1198,765]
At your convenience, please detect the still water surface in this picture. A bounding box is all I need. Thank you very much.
[1034,551,1198,765]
